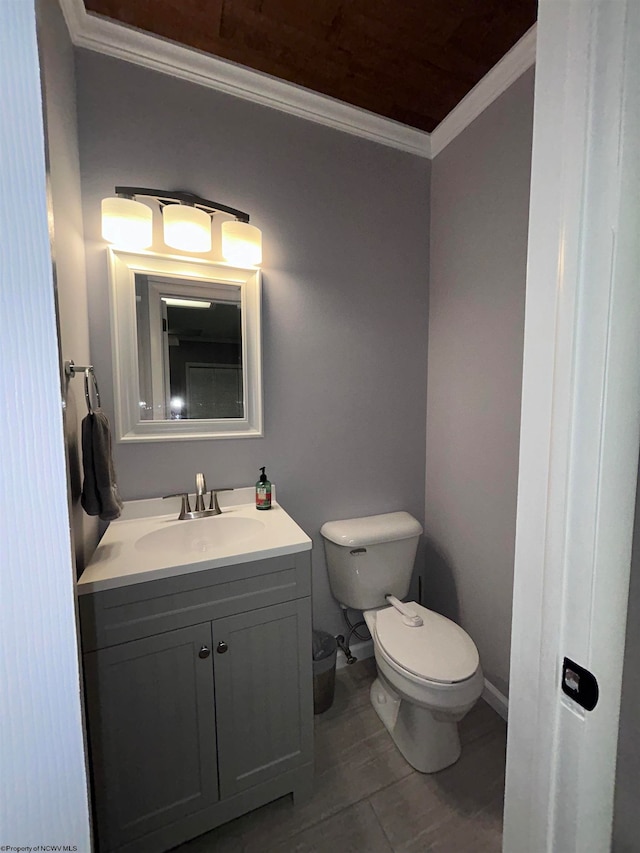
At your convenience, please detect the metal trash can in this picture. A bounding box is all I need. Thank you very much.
[312,630,337,715]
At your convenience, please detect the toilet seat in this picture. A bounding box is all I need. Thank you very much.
[371,602,479,685]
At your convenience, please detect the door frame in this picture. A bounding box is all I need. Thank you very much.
[503,1,640,850]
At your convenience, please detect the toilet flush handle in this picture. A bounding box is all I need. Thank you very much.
[385,595,423,627]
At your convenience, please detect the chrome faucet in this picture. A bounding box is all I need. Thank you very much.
[163,475,233,520]
[195,472,207,512]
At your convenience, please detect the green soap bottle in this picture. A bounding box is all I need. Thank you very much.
[256,466,272,510]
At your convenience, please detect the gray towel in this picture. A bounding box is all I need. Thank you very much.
[81,411,123,521]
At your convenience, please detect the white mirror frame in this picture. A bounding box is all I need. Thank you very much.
[108,249,263,442]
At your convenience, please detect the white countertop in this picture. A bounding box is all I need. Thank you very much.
[77,487,312,595]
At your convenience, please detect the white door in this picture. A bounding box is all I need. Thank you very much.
[0,0,91,846]
[504,2,640,851]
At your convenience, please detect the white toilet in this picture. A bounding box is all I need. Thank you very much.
[320,511,484,773]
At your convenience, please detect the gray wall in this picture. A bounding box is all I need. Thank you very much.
[75,51,430,634]
[425,68,534,696]
[613,462,640,850]
[37,0,99,572]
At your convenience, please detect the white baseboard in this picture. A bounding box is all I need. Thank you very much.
[482,678,509,721]
[336,638,373,669]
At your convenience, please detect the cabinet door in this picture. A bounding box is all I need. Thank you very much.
[214,598,313,798]
[84,623,218,852]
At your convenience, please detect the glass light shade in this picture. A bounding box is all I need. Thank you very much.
[221,221,262,266]
[101,197,152,250]
[163,204,211,253]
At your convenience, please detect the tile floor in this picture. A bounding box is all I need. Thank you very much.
[174,657,507,853]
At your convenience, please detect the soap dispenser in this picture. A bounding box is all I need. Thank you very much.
[256,466,272,510]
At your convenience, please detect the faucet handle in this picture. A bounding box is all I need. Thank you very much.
[208,487,233,514]
[162,493,191,519]
[162,492,190,502]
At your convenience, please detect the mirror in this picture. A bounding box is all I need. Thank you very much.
[109,250,262,441]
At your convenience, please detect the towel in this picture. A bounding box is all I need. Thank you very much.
[81,411,124,521]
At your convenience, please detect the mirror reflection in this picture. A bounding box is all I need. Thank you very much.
[135,274,243,421]
[109,250,262,442]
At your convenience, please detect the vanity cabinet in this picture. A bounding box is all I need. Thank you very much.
[214,600,311,799]
[83,624,219,852]
[79,551,313,853]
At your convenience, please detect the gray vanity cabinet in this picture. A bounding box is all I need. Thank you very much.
[83,624,219,852]
[214,599,313,799]
[80,551,313,853]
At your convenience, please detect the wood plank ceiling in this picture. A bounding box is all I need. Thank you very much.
[84,0,537,132]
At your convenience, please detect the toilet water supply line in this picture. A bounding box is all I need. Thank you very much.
[336,607,370,665]
[335,633,357,665]
[385,595,424,627]
[344,607,369,641]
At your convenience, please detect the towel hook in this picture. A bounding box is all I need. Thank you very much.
[65,360,101,415]
[84,368,101,415]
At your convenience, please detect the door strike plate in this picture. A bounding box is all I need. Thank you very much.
[561,657,599,711]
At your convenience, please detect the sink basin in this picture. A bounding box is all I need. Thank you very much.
[78,486,312,595]
[135,515,266,556]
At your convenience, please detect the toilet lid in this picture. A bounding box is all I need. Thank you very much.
[375,602,479,684]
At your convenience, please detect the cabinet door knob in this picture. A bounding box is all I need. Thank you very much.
[198,645,211,659]
[217,641,229,654]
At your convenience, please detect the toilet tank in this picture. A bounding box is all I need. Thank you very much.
[320,511,423,611]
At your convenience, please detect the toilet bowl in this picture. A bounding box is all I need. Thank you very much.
[320,511,483,773]
[364,603,484,773]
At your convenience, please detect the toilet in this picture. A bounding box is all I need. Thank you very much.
[320,511,484,773]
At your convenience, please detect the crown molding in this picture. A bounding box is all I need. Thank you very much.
[58,0,535,161]
[58,0,431,159]
[430,25,537,157]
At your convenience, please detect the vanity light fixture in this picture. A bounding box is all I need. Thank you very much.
[221,220,263,266]
[101,196,153,250]
[163,203,211,253]
[101,187,262,265]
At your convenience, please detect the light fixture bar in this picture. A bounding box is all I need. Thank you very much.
[114,187,251,223]
[102,186,261,263]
